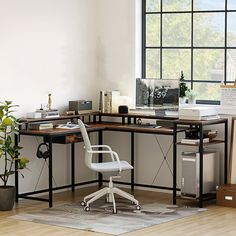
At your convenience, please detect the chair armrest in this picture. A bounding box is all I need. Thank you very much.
[90,145,114,161]
[91,145,111,149]
[87,150,121,172]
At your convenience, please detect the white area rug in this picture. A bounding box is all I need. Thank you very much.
[11,201,206,235]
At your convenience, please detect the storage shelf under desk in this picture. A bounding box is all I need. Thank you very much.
[173,118,228,208]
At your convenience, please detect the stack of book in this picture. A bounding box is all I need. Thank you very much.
[201,115,220,120]
[29,122,54,130]
[56,124,79,129]
[181,138,210,144]
[36,109,59,118]
[99,90,120,113]
[155,108,178,117]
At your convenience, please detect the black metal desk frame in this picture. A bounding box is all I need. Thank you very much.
[173,118,228,208]
[15,127,103,208]
[15,113,228,208]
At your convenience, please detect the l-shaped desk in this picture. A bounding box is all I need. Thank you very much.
[15,112,228,208]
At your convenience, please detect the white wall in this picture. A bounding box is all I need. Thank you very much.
[0,0,98,115]
[0,0,229,195]
[0,0,99,191]
[96,0,228,190]
[96,0,175,188]
[96,0,136,103]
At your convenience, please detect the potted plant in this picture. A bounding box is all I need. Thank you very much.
[185,89,196,104]
[179,71,188,104]
[0,101,29,211]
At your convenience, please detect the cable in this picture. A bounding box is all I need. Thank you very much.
[33,137,58,190]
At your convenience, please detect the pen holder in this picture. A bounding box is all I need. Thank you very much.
[118,105,128,114]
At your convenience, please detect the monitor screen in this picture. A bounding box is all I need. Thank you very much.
[136,78,179,109]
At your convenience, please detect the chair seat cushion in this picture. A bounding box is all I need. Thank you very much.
[91,161,133,172]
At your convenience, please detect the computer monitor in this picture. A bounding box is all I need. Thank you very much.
[136,78,179,109]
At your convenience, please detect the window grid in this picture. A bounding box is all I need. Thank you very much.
[142,0,236,103]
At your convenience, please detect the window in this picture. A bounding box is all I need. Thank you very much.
[142,0,236,103]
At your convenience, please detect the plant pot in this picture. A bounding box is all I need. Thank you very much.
[188,98,196,104]
[0,186,15,211]
[179,97,187,104]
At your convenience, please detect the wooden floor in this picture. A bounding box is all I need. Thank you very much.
[1,186,236,236]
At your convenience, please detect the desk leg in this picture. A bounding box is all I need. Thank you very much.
[131,132,134,191]
[173,124,177,205]
[224,120,228,184]
[48,137,53,208]
[71,143,75,192]
[15,134,19,203]
[98,131,103,187]
[199,124,204,208]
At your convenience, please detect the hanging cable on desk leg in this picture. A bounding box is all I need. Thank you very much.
[34,138,57,191]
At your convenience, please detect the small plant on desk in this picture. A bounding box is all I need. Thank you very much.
[0,101,29,211]
[179,71,188,104]
[185,89,196,104]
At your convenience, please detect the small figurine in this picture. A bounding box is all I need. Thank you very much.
[48,93,52,111]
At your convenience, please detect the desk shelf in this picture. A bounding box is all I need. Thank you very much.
[173,118,228,208]
[177,139,225,146]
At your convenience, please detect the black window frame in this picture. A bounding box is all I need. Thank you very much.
[142,0,236,105]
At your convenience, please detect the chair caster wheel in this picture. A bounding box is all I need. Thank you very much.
[81,201,86,206]
[84,206,90,212]
[136,205,141,210]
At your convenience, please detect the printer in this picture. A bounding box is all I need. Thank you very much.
[179,106,219,120]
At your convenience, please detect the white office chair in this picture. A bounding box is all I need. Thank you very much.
[78,119,140,213]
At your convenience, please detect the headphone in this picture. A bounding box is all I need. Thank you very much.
[36,143,50,160]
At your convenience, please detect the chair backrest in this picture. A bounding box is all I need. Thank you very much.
[78,119,93,169]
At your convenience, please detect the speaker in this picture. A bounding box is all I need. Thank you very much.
[118,105,128,114]
[69,100,92,114]
[36,143,50,160]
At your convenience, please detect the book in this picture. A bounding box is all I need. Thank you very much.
[44,115,60,118]
[35,109,60,118]
[103,91,112,113]
[165,110,178,116]
[29,122,53,130]
[201,115,220,120]
[77,109,93,114]
[56,124,80,129]
[99,91,104,112]
[155,108,178,117]
[181,138,210,144]
[179,115,220,120]
[99,90,120,113]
